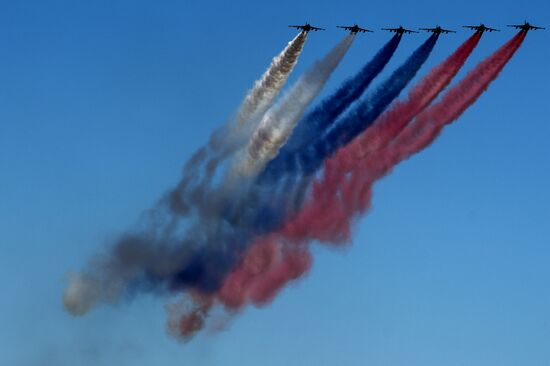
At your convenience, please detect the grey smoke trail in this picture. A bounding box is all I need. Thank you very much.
[168,32,309,216]
[232,34,355,178]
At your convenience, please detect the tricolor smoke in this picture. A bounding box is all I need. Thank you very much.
[167,34,442,338]
[218,33,439,238]
[62,32,309,316]
[169,31,525,339]
[218,31,526,313]
[62,34,354,317]
[167,31,482,331]
[260,33,438,182]
[265,34,402,174]
[219,34,438,241]
[63,30,528,343]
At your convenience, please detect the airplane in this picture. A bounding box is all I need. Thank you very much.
[336,24,373,34]
[419,25,456,34]
[382,26,418,35]
[507,21,545,32]
[463,24,500,33]
[288,23,325,32]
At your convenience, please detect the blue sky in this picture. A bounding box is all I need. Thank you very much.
[1,0,549,365]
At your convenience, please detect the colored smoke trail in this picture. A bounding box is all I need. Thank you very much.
[219,34,438,243]
[360,31,528,181]
[287,31,527,245]
[223,34,440,239]
[63,26,528,344]
[232,34,355,178]
[312,31,528,236]
[263,34,439,181]
[167,32,526,339]
[215,34,442,282]
[260,34,402,182]
[338,31,483,172]
[168,35,444,336]
[62,32,309,317]
[168,31,308,216]
[155,36,356,300]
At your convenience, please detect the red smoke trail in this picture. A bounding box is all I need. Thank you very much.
[220,31,525,311]
[342,30,527,203]
[277,32,487,245]
[169,32,526,339]
[216,236,311,309]
[338,32,482,172]
[195,33,491,316]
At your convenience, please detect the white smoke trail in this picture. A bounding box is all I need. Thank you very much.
[168,32,309,216]
[234,32,309,130]
[231,34,355,178]
[62,34,309,316]
[209,31,310,157]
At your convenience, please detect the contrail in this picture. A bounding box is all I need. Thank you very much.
[232,34,355,178]
[167,31,308,216]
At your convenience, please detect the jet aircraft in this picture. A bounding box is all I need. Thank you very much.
[419,25,456,34]
[507,21,545,32]
[382,26,418,34]
[288,23,325,32]
[336,24,373,34]
[463,24,500,33]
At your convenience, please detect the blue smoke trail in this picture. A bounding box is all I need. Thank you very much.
[116,35,440,298]
[263,33,439,181]
[163,35,441,294]
[261,35,402,183]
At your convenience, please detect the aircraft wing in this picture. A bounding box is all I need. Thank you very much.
[357,27,373,33]
[463,25,500,32]
[441,28,456,33]
[310,26,325,31]
[404,29,419,33]
[531,25,545,29]
[507,24,523,29]
[382,28,399,32]
[288,25,303,29]
[336,26,353,31]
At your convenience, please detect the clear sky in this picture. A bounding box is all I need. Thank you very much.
[1,0,549,365]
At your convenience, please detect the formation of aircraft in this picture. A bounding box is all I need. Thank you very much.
[382,26,418,35]
[419,25,456,34]
[463,24,500,33]
[337,24,373,34]
[288,23,325,32]
[288,21,544,34]
[507,21,545,32]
